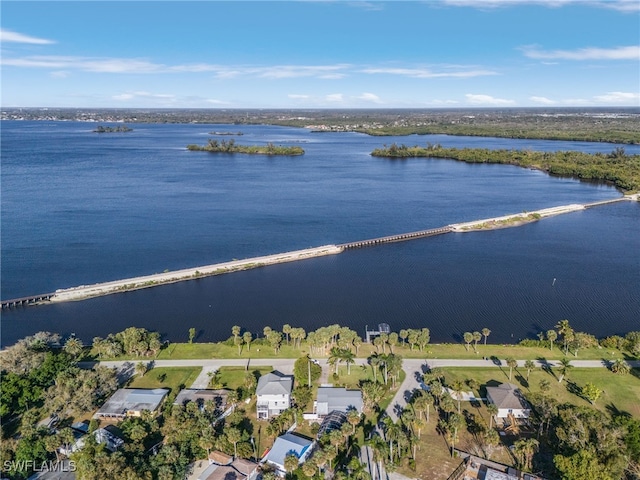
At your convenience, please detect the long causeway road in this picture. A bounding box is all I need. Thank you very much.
[3,195,637,307]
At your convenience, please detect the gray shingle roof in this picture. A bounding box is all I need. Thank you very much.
[485,383,530,410]
[256,371,293,396]
[316,387,363,416]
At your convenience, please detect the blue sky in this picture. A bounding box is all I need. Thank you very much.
[1,0,639,108]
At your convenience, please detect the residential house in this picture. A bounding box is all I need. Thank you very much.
[314,387,363,417]
[94,388,169,419]
[197,452,258,480]
[255,371,292,420]
[262,433,314,476]
[485,383,531,419]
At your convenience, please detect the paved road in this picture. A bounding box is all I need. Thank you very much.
[82,357,639,421]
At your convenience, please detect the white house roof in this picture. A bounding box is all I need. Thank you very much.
[485,383,530,410]
[256,371,293,396]
[316,387,363,416]
[264,433,313,470]
[94,388,169,417]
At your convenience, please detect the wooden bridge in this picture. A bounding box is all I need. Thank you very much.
[1,293,55,309]
[339,226,452,250]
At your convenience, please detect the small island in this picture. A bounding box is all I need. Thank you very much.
[187,138,304,156]
[209,131,243,136]
[93,125,133,133]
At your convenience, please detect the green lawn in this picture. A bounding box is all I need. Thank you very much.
[216,366,273,390]
[127,366,202,396]
[440,367,640,418]
[151,340,630,362]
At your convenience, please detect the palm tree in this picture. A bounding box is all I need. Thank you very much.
[611,358,630,375]
[487,403,498,429]
[366,435,388,480]
[446,413,466,457]
[63,335,84,358]
[546,329,557,351]
[513,438,539,471]
[539,379,551,394]
[524,360,536,381]
[451,379,465,413]
[472,331,482,352]
[463,332,474,351]
[555,320,573,355]
[232,325,241,343]
[226,426,241,458]
[346,408,361,434]
[342,348,355,375]
[284,453,299,474]
[135,361,148,377]
[328,347,342,375]
[243,331,253,351]
[282,324,292,345]
[557,357,573,383]
[506,357,517,381]
[482,328,491,346]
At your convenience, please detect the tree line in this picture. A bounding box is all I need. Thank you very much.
[371,143,640,192]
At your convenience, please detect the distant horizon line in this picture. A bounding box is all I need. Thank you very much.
[3,106,640,111]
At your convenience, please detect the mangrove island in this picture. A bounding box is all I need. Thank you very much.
[187,138,304,156]
[371,143,640,193]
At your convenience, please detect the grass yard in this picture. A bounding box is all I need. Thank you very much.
[152,339,632,361]
[216,366,273,390]
[440,366,640,418]
[127,366,202,396]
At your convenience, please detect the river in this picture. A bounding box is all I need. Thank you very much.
[1,121,638,347]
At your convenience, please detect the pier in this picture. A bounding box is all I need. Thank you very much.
[339,226,452,249]
[1,293,55,309]
[2,196,636,307]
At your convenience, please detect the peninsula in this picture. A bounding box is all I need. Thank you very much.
[371,143,640,193]
[187,139,304,156]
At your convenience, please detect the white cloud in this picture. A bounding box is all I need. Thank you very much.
[2,56,164,73]
[465,94,515,105]
[205,99,229,105]
[441,0,639,12]
[530,96,557,105]
[288,94,310,99]
[356,92,382,103]
[522,45,640,61]
[593,91,640,103]
[113,91,176,101]
[0,29,55,44]
[325,93,344,102]
[50,71,70,79]
[361,67,497,78]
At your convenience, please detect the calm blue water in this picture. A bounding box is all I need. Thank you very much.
[2,121,639,347]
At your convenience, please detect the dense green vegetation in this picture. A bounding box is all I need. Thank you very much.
[358,122,640,144]
[187,139,304,156]
[4,321,640,479]
[371,143,640,192]
[92,125,132,133]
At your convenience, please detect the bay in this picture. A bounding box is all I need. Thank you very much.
[1,121,638,347]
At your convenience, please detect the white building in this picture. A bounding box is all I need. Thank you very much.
[262,432,314,476]
[485,383,531,419]
[255,371,292,420]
